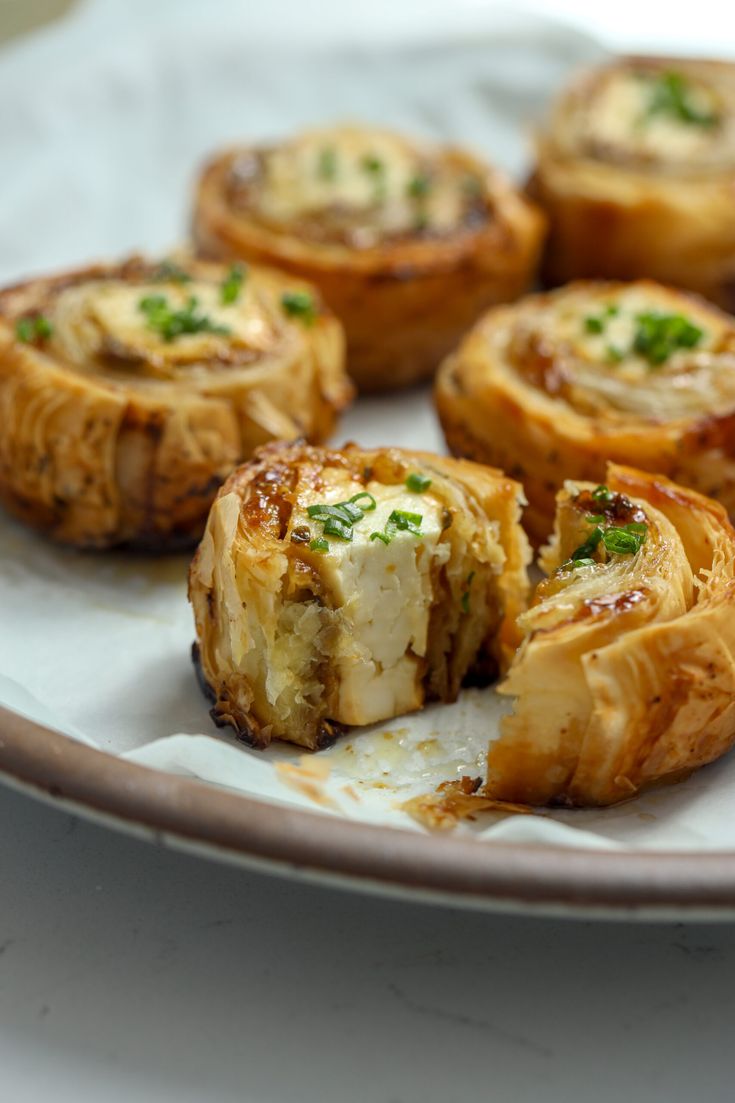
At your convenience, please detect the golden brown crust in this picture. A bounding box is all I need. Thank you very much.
[435,279,735,544]
[485,464,735,807]
[189,441,530,749]
[191,126,545,391]
[531,57,735,308]
[0,256,351,549]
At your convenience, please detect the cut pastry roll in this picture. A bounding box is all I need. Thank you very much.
[192,123,545,391]
[530,57,735,307]
[0,256,350,548]
[435,279,735,544]
[189,442,530,749]
[486,465,735,807]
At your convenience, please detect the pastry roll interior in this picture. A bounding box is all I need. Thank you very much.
[486,465,735,807]
[0,256,350,549]
[192,124,545,391]
[530,57,735,308]
[189,442,530,750]
[435,279,735,544]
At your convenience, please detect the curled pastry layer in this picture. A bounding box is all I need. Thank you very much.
[530,56,735,307]
[0,256,350,549]
[192,124,545,391]
[485,466,735,807]
[189,442,530,749]
[435,279,735,544]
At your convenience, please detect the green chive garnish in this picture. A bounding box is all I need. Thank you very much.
[317,147,337,181]
[407,173,431,199]
[281,290,317,326]
[220,263,246,305]
[370,531,391,545]
[138,294,230,342]
[584,315,604,334]
[15,315,53,343]
[405,472,432,493]
[632,311,703,367]
[645,71,719,128]
[153,260,192,284]
[310,538,329,553]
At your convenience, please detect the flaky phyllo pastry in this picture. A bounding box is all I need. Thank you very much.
[485,465,735,807]
[192,124,545,391]
[189,442,530,749]
[530,57,735,308]
[435,279,735,544]
[0,256,350,549]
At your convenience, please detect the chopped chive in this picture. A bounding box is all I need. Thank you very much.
[632,311,704,367]
[15,314,53,343]
[461,570,475,614]
[370,531,391,545]
[591,485,615,504]
[348,491,377,512]
[138,294,230,342]
[220,263,246,305]
[317,146,337,181]
[385,509,423,538]
[281,290,317,326]
[405,472,432,493]
[407,173,431,199]
[310,537,329,553]
[153,260,192,284]
[645,71,719,128]
[584,315,604,334]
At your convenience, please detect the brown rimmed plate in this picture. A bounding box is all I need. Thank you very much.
[3,704,735,921]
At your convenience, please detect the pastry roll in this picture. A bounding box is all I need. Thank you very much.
[435,279,735,544]
[192,124,545,391]
[486,465,735,807]
[530,57,735,307]
[0,256,350,549]
[189,442,530,749]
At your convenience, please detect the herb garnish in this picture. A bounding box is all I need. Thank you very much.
[361,153,387,202]
[405,472,432,493]
[370,509,424,545]
[645,71,719,128]
[281,290,317,326]
[461,571,475,614]
[138,295,231,342]
[591,484,615,505]
[152,260,192,284]
[308,491,377,544]
[632,311,703,366]
[310,537,329,553]
[407,173,431,199]
[317,147,337,181]
[220,263,246,305]
[15,315,53,343]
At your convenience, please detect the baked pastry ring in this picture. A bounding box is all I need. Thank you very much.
[192,124,545,392]
[530,56,735,308]
[0,256,350,549]
[435,279,735,544]
[189,442,530,750]
[485,465,735,807]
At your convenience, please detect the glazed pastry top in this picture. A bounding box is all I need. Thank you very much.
[550,59,735,170]
[0,257,318,385]
[487,281,735,422]
[224,125,492,248]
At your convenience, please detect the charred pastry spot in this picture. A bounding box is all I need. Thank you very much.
[315,719,345,751]
[573,488,647,527]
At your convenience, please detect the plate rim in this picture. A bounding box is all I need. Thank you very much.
[4,703,735,917]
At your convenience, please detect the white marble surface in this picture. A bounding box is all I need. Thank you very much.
[1,783,734,1103]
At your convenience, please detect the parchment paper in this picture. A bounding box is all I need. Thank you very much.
[3,5,730,851]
